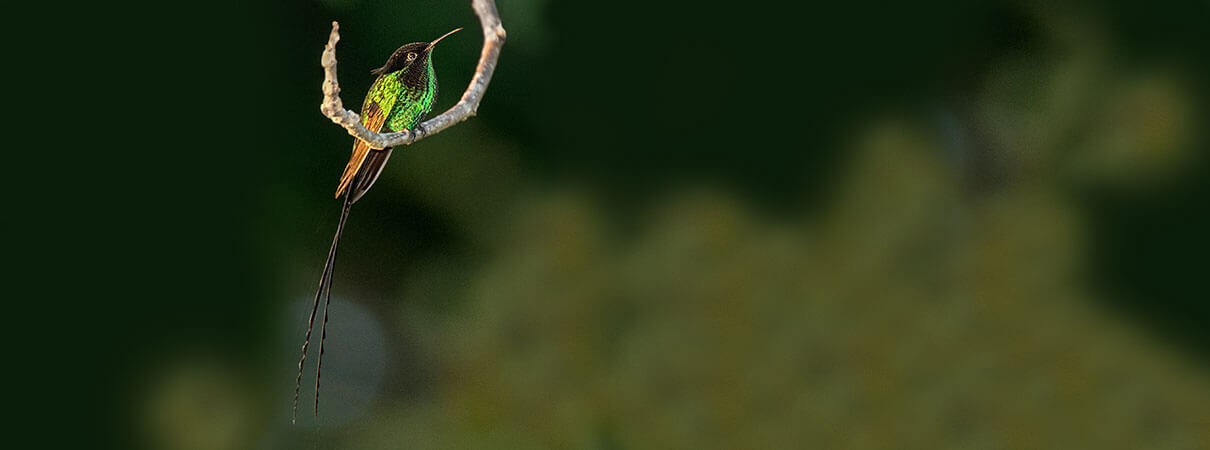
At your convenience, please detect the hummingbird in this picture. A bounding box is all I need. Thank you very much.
[293,27,461,423]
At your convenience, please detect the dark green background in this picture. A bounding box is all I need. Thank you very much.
[16,0,1209,448]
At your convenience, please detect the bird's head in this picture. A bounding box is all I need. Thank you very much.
[370,28,461,77]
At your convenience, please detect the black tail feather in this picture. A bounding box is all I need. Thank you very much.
[349,148,393,204]
[292,189,354,424]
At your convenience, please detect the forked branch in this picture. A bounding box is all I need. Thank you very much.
[319,0,506,149]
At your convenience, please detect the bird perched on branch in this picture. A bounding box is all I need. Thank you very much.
[294,28,461,423]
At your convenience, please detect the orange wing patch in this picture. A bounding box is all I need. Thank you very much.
[335,102,388,198]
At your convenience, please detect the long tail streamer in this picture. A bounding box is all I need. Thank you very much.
[292,190,354,423]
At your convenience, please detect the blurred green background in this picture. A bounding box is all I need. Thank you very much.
[33,0,1209,448]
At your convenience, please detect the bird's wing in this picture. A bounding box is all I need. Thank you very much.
[334,93,396,199]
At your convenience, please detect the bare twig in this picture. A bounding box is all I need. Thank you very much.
[319,0,507,149]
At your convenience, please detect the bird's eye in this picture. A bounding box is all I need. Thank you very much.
[406,52,418,62]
